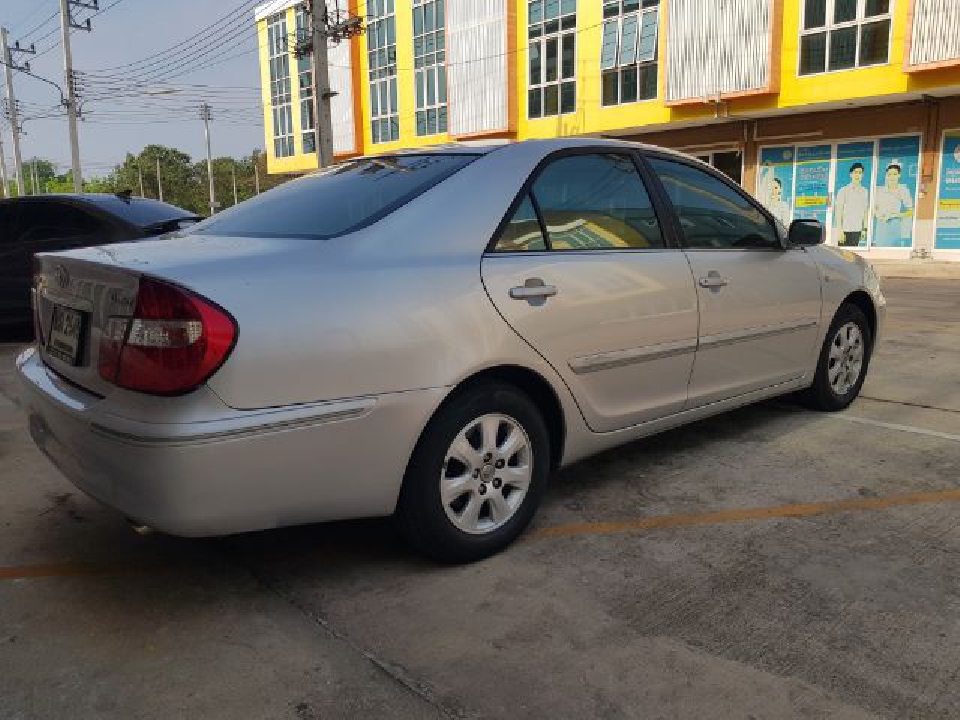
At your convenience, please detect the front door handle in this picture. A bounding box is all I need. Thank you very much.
[698,272,729,289]
[509,278,558,302]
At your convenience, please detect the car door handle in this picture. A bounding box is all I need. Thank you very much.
[509,280,558,300]
[698,273,729,289]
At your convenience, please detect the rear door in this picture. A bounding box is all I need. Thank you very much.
[481,150,700,433]
[645,154,823,406]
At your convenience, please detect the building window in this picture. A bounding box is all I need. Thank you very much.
[368,0,399,143]
[527,0,577,119]
[295,4,316,154]
[799,0,892,75]
[413,0,447,136]
[267,12,294,158]
[600,0,659,106]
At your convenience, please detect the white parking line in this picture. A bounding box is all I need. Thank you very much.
[828,414,960,443]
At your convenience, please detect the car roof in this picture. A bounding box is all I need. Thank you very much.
[371,137,691,160]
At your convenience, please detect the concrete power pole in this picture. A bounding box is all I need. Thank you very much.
[0,28,25,195]
[59,0,93,193]
[253,155,260,195]
[156,156,163,201]
[137,164,145,197]
[304,2,361,168]
[0,132,8,198]
[200,103,216,216]
[231,163,238,205]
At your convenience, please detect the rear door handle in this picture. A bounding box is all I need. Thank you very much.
[698,272,729,289]
[509,279,558,301]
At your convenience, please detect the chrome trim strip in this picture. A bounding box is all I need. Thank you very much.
[699,320,819,350]
[90,398,377,447]
[570,338,698,375]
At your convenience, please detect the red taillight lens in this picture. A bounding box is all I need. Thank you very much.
[98,277,237,395]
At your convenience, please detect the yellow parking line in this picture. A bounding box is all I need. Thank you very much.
[534,487,960,539]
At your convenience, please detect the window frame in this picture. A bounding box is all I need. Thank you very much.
[295,4,316,154]
[639,150,788,252]
[267,11,295,158]
[600,0,660,107]
[486,146,680,254]
[367,0,400,144]
[413,0,448,137]
[797,0,894,77]
[526,0,578,120]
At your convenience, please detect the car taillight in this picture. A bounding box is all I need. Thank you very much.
[98,277,237,395]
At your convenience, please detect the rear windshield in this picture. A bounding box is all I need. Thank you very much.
[191,154,477,240]
[93,197,198,228]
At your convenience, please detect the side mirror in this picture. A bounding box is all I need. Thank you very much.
[788,219,824,246]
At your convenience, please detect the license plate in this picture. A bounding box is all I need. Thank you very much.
[47,305,85,366]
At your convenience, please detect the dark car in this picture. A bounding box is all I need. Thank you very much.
[0,193,199,336]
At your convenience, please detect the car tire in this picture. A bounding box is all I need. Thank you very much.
[801,303,873,412]
[395,381,551,563]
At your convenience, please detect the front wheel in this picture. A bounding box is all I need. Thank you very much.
[801,303,872,411]
[395,382,551,563]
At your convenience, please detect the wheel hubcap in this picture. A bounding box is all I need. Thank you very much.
[440,413,533,535]
[827,322,865,396]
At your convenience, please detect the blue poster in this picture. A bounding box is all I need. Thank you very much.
[935,132,960,250]
[873,135,921,248]
[834,141,875,248]
[758,146,795,228]
[793,145,832,228]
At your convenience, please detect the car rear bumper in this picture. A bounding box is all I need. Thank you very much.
[16,347,446,537]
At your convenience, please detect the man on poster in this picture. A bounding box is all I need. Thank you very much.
[834,163,869,247]
[874,161,914,246]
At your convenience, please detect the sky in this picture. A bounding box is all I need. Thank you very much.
[1,0,266,178]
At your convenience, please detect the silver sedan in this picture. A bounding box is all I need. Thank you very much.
[17,139,885,561]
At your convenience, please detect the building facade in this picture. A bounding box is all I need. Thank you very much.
[255,0,960,258]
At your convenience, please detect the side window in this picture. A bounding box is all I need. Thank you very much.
[649,157,780,250]
[531,153,664,250]
[0,205,17,242]
[495,194,547,252]
[16,203,102,243]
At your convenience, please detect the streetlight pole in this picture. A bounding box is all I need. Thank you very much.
[0,27,25,195]
[200,103,215,216]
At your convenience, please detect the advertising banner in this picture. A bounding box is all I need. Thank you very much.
[833,141,875,248]
[873,135,921,248]
[935,132,960,250]
[757,146,795,228]
[793,145,832,229]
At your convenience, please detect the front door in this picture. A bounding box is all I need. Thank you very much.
[646,155,823,406]
[481,152,699,433]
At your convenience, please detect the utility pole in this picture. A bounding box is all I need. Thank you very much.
[303,2,362,169]
[59,0,94,193]
[231,163,238,205]
[32,161,39,195]
[0,132,8,198]
[253,155,260,195]
[137,164,145,197]
[199,103,215,216]
[0,27,26,195]
[156,156,163,201]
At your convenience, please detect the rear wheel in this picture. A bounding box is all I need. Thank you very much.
[395,382,551,563]
[801,303,872,411]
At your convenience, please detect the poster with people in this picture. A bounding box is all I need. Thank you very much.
[757,147,795,228]
[793,145,832,230]
[833,142,875,248]
[873,136,921,248]
[935,132,960,250]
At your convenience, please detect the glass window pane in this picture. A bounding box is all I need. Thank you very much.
[424,4,434,31]
[560,0,575,13]
[799,32,826,74]
[416,111,426,136]
[561,15,576,29]
[600,20,619,70]
[427,108,437,134]
[804,0,826,29]
[829,26,857,71]
[439,106,447,133]
[416,71,425,108]
[560,81,575,113]
[544,84,559,115]
[603,1,619,18]
[530,42,542,84]
[624,0,640,12]
[649,158,779,250]
[859,20,890,66]
[529,88,543,118]
[637,9,658,61]
[532,154,664,250]
[436,0,444,26]
[426,67,436,104]
[438,66,447,103]
[621,66,638,103]
[619,14,639,65]
[546,37,558,81]
[545,19,559,34]
[529,0,543,23]
[638,62,657,99]
[414,6,423,35]
[390,78,398,113]
[561,34,576,78]
[495,194,546,252]
[545,0,560,20]
[865,0,889,16]
[833,0,856,23]
[602,70,619,106]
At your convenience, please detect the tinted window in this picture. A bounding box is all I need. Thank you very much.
[15,202,102,243]
[649,158,780,250]
[193,154,477,240]
[494,194,546,252]
[92,197,197,228]
[530,154,664,250]
[0,205,16,242]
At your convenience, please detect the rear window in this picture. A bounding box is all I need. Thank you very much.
[93,197,197,228]
[191,154,477,240]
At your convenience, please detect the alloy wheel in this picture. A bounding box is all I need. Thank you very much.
[827,321,864,396]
